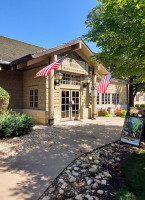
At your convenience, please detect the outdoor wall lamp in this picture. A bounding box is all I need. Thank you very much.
[54,71,63,85]
[83,75,91,88]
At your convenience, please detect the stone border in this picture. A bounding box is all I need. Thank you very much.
[37,140,121,200]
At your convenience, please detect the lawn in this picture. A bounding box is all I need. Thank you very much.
[114,150,145,200]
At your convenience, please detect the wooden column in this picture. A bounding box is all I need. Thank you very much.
[92,67,96,119]
[49,55,57,125]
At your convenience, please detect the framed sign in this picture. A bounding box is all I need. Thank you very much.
[121,116,144,146]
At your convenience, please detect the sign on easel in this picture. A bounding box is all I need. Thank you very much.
[121,114,144,146]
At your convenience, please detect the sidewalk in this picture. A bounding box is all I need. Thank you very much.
[0,117,124,200]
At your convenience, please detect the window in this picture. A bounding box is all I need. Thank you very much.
[112,94,119,104]
[60,73,80,85]
[102,93,110,104]
[30,89,38,108]
[97,93,100,104]
[136,95,139,101]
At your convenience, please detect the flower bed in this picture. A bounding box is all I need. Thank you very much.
[114,109,126,118]
[97,108,109,116]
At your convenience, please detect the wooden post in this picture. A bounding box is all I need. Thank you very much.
[49,55,57,125]
[92,67,96,119]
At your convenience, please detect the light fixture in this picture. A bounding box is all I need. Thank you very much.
[0,65,2,71]
[54,71,63,85]
[83,75,91,88]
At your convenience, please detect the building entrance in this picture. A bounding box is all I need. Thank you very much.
[61,90,80,121]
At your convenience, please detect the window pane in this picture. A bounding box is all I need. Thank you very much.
[34,102,38,108]
[66,98,69,104]
[34,89,38,95]
[66,105,69,111]
[30,90,33,95]
[66,111,69,118]
[66,91,69,97]
[61,112,65,118]
[62,105,65,111]
[62,91,66,97]
[35,96,38,101]
[72,105,75,110]
[62,98,65,104]
[72,91,75,97]
[76,92,79,97]
[72,111,75,117]
[76,105,79,110]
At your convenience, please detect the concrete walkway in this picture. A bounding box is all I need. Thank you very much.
[0,117,124,200]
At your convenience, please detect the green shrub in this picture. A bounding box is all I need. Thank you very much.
[0,87,10,114]
[121,110,127,118]
[135,104,140,107]
[140,104,145,108]
[0,113,33,138]
[104,110,109,116]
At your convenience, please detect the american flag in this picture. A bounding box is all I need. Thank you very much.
[97,74,112,93]
[34,56,65,78]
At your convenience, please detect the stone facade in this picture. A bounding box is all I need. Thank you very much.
[0,38,128,125]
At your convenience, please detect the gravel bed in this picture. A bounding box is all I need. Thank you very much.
[0,125,58,159]
[39,141,145,200]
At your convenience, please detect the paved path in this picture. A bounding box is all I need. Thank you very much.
[0,117,124,200]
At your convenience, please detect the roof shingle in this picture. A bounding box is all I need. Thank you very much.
[0,36,45,62]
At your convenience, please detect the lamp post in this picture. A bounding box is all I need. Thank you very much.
[54,71,63,85]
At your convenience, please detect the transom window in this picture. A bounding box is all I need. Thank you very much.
[112,93,119,104]
[61,73,80,85]
[30,89,38,108]
[102,93,110,104]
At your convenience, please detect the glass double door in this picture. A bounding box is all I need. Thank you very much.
[61,90,79,121]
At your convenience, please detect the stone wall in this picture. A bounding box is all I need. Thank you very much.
[0,69,23,109]
[23,67,47,110]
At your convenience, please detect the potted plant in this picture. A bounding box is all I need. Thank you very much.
[114,108,122,117]
[98,108,108,116]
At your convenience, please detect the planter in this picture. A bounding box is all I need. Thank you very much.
[115,112,122,117]
[98,111,105,116]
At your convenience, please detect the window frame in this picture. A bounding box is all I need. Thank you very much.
[60,73,80,85]
[112,93,119,105]
[102,93,110,104]
[30,89,38,108]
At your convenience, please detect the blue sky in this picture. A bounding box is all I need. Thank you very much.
[0,0,99,52]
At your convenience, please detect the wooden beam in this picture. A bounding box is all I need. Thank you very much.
[17,62,27,70]
[72,42,82,51]
[27,55,49,66]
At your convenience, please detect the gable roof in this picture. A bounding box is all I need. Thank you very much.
[0,35,45,63]
[0,36,109,75]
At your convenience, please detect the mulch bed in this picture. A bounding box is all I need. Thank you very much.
[39,141,145,200]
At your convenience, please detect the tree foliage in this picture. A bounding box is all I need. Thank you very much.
[0,87,9,114]
[84,0,145,84]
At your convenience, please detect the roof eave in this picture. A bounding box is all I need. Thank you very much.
[11,54,33,66]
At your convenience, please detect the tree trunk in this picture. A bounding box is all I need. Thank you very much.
[129,77,134,107]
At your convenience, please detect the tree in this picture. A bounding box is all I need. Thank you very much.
[0,87,9,114]
[83,0,145,107]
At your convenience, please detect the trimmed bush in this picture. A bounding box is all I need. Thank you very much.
[135,104,140,107]
[0,87,10,114]
[0,113,33,138]
[140,104,145,108]
[121,110,127,118]
[104,110,109,116]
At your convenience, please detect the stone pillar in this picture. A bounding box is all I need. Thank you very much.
[49,55,57,125]
[92,67,96,119]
